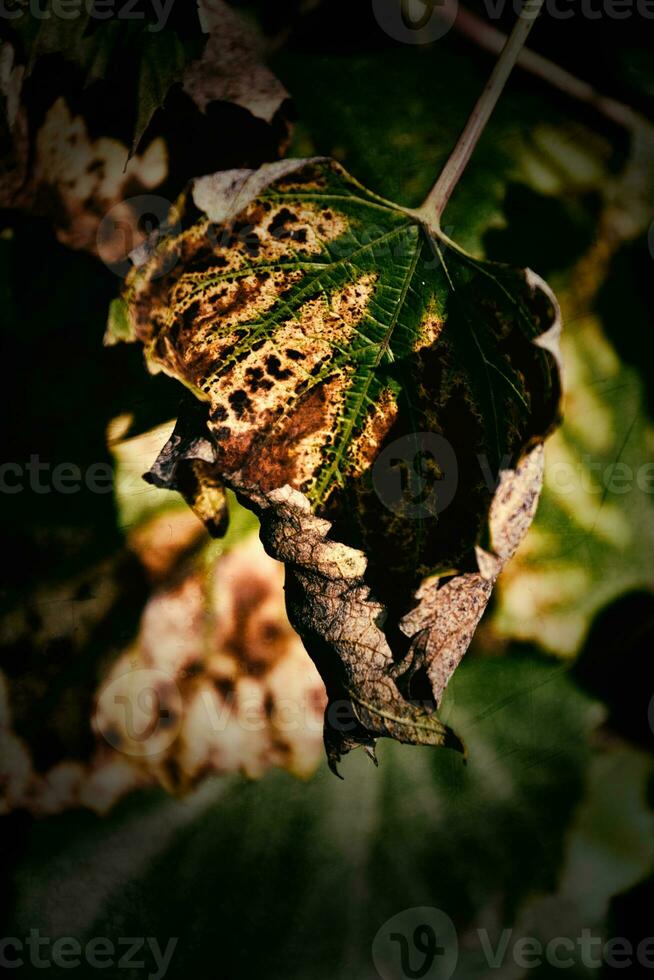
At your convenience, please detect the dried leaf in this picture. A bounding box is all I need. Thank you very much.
[115,157,562,767]
[30,97,168,253]
[0,528,325,815]
[184,0,289,125]
[92,532,326,797]
[1,3,289,253]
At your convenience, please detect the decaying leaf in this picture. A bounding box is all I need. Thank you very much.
[31,97,169,254]
[111,157,562,768]
[4,5,203,160]
[184,0,289,126]
[0,528,325,816]
[93,532,326,794]
[1,2,289,256]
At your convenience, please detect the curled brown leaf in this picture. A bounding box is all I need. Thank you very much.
[115,157,563,768]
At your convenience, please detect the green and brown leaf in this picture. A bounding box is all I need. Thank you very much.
[111,157,562,768]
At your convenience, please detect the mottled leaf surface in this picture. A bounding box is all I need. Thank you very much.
[115,157,562,766]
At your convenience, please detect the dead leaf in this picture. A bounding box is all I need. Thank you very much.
[32,98,168,253]
[91,531,327,797]
[184,0,289,125]
[113,157,562,767]
[1,3,289,256]
[1,531,325,815]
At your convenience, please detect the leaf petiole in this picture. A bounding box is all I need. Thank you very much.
[420,0,546,231]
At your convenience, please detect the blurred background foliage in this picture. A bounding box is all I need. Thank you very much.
[1,1,653,977]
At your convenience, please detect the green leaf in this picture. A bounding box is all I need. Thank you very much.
[277,45,653,665]
[9,655,653,980]
[105,297,134,345]
[118,157,562,766]
[131,29,191,158]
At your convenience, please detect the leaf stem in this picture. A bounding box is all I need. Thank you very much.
[421,0,546,230]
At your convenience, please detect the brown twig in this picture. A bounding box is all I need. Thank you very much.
[440,0,638,131]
